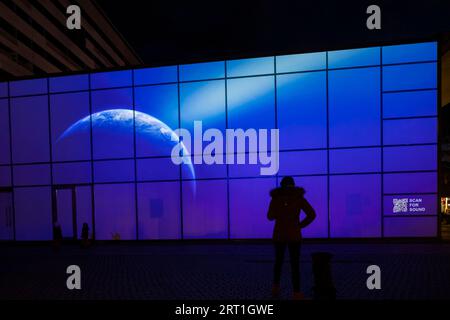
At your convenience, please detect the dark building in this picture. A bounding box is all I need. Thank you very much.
[0,0,142,79]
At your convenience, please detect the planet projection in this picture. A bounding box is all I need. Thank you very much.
[57,108,196,181]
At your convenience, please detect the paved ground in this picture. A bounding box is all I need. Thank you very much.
[0,241,449,300]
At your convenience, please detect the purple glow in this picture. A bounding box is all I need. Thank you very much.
[384,217,437,237]
[229,178,276,239]
[330,174,381,238]
[138,182,181,239]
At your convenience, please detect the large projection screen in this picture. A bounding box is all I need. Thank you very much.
[0,41,438,240]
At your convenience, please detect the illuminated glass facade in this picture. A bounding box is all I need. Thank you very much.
[0,41,439,240]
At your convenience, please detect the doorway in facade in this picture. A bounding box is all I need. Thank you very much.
[52,185,93,240]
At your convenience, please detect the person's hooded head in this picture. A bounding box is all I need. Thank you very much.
[270,176,305,198]
[280,176,295,188]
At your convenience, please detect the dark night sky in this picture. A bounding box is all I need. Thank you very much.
[96,0,450,66]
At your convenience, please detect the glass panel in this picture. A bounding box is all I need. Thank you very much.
[227,76,275,130]
[93,160,135,183]
[137,182,181,239]
[383,145,437,172]
[227,57,274,77]
[276,52,326,73]
[383,63,437,91]
[10,79,47,96]
[0,167,11,187]
[277,72,327,149]
[134,66,177,85]
[278,150,327,176]
[49,74,89,93]
[0,82,7,98]
[182,179,228,239]
[295,176,329,238]
[0,99,10,164]
[94,183,136,240]
[229,178,275,239]
[91,70,132,89]
[382,42,437,64]
[136,158,179,181]
[383,90,437,118]
[14,187,52,240]
[91,88,134,159]
[383,118,437,145]
[330,174,381,238]
[180,61,225,81]
[328,47,380,68]
[51,92,91,161]
[330,148,381,174]
[383,217,437,237]
[11,96,50,163]
[52,162,91,185]
[384,172,437,194]
[329,68,380,147]
[135,84,179,157]
[13,164,51,186]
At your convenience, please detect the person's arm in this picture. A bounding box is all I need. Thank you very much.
[267,198,278,221]
[299,198,316,228]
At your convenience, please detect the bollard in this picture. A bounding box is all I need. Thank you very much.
[311,252,336,300]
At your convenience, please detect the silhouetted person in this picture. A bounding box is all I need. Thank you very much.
[52,221,63,251]
[81,222,90,248]
[267,176,316,300]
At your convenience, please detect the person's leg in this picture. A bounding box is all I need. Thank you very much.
[272,242,286,297]
[273,242,286,284]
[288,242,301,295]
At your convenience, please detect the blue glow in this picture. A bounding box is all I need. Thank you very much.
[383,63,437,91]
[94,159,135,183]
[13,164,51,186]
[49,75,89,93]
[276,51,326,73]
[0,41,439,240]
[227,76,275,130]
[134,66,177,85]
[277,72,327,149]
[10,79,47,96]
[384,172,437,194]
[328,47,380,68]
[330,148,381,173]
[11,96,50,163]
[91,70,132,89]
[383,145,437,172]
[137,158,180,181]
[0,82,7,97]
[51,92,91,161]
[53,162,91,185]
[227,56,274,77]
[278,150,328,175]
[383,118,437,145]
[329,67,380,147]
[382,42,437,64]
[0,99,10,164]
[180,80,226,132]
[135,84,179,148]
[180,61,225,81]
[383,90,437,118]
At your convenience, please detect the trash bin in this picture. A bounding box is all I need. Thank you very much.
[311,252,336,300]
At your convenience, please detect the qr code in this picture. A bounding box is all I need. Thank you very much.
[393,198,408,213]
